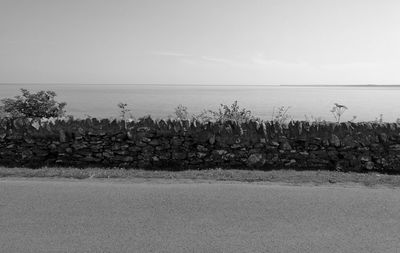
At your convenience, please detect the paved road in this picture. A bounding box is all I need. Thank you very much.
[1,178,400,253]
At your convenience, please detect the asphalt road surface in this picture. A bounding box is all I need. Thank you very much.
[1,178,400,253]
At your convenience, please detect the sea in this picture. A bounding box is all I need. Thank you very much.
[0,84,399,122]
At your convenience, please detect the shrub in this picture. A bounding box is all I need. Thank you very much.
[174,104,189,120]
[193,109,215,123]
[194,101,255,123]
[1,89,66,118]
[304,114,325,124]
[272,106,291,124]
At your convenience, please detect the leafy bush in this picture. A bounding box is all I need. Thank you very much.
[193,101,256,123]
[304,114,325,124]
[193,109,215,123]
[1,89,66,118]
[272,106,291,124]
[174,104,189,120]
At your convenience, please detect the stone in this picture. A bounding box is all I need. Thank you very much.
[127,146,141,153]
[271,141,280,147]
[196,152,207,159]
[21,150,33,159]
[342,135,358,148]
[254,143,264,148]
[376,158,388,166]
[172,151,186,160]
[137,127,151,132]
[285,159,296,166]
[34,150,49,157]
[379,133,388,143]
[72,143,87,150]
[82,156,101,162]
[171,137,182,146]
[370,144,383,152]
[141,137,151,143]
[114,150,129,156]
[231,144,242,149]
[212,150,228,156]
[223,153,235,160]
[136,141,147,147]
[120,156,134,162]
[247,153,265,166]
[360,156,371,162]
[389,144,400,151]
[209,135,216,145]
[365,161,374,170]
[149,139,160,146]
[102,151,114,158]
[24,137,34,144]
[330,134,341,147]
[197,145,208,152]
[279,141,292,151]
[158,153,171,160]
[48,143,57,150]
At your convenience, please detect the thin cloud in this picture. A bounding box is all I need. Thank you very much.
[151,51,193,57]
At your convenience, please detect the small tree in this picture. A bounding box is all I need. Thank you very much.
[1,89,66,118]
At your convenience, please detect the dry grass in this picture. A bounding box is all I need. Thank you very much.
[1,167,400,187]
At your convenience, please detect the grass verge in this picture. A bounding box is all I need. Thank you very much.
[1,167,400,187]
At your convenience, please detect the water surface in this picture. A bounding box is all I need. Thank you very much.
[0,84,399,122]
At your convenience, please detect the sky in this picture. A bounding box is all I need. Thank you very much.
[1,0,400,85]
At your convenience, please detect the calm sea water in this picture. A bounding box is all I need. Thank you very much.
[1,84,399,122]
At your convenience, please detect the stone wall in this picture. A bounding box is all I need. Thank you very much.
[1,117,400,173]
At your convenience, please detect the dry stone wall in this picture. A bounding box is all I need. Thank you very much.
[1,117,400,173]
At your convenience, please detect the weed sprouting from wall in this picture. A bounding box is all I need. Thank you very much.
[330,103,348,123]
[272,106,291,124]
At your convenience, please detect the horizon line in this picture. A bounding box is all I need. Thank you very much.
[1,83,400,87]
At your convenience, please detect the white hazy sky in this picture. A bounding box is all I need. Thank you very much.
[1,0,400,84]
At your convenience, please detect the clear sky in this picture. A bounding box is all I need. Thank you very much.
[1,0,400,85]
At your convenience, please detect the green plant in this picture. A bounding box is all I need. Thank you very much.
[272,106,291,124]
[375,114,383,124]
[174,104,189,120]
[330,103,347,123]
[193,109,214,123]
[117,102,132,120]
[196,101,255,123]
[1,89,66,118]
[117,102,135,128]
[304,114,325,124]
